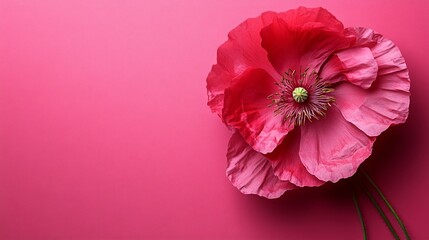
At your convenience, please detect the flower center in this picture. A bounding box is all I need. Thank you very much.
[268,68,334,126]
[292,87,308,103]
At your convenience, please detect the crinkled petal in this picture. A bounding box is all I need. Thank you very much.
[206,65,235,116]
[278,7,345,32]
[299,107,375,182]
[222,68,293,154]
[265,129,325,187]
[333,81,409,137]
[260,8,354,74]
[320,47,378,88]
[333,27,410,137]
[207,11,280,117]
[226,132,296,199]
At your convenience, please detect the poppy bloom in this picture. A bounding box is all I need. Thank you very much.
[206,7,410,198]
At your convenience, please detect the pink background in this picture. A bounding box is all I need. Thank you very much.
[1,0,428,239]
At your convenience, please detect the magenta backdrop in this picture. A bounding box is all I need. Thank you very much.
[0,0,428,239]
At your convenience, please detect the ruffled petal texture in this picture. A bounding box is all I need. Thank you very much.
[260,7,355,74]
[299,107,375,182]
[222,68,293,154]
[320,47,378,88]
[333,27,410,137]
[277,7,344,31]
[265,129,325,187]
[207,11,280,117]
[226,132,296,199]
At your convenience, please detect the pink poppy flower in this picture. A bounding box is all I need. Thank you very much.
[207,7,410,199]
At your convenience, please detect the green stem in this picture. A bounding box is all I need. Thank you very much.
[352,190,367,240]
[361,171,411,240]
[357,179,400,240]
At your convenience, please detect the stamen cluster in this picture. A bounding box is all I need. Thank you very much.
[268,69,335,126]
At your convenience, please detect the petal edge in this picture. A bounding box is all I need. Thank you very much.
[227,132,296,199]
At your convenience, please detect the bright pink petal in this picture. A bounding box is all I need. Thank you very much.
[226,132,296,199]
[320,47,378,88]
[333,27,410,137]
[333,81,409,137]
[206,12,280,117]
[222,68,293,154]
[299,107,375,182]
[260,8,354,74]
[265,129,325,187]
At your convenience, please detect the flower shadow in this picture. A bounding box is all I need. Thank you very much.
[237,179,353,223]
[361,96,424,180]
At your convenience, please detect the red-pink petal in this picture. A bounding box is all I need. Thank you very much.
[333,27,410,137]
[226,132,296,199]
[222,68,293,154]
[206,11,280,117]
[278,7,345,32]
[207,64,234,117]
[260,8,354,74]
[320,47,378,88]
[265,129,325,187]
[299,107,375,182]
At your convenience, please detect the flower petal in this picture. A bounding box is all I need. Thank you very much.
[260,8,354,74]
[207,64,235,117]
[207,11,280,117]
[222,68,293,154]
[227,132,296,199]
[265,129,325,187]
[320,47,378,88]
[278,7,345,32]
[299,107,375,182]
[333,27,410,137]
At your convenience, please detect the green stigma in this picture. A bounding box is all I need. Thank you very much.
[292,87,308,103]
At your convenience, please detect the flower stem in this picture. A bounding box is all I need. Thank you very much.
[361,171,411,240]
[352,190,367,240]
[356,179,400,240]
